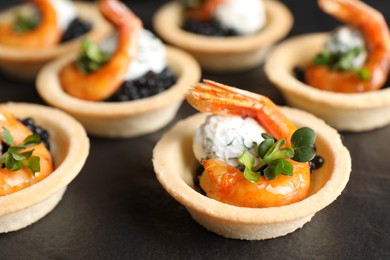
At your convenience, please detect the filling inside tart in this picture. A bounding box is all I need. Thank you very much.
[0,111,54,196]
[60,0,178,102]
[181,0,265,37]
[186,80,324,208]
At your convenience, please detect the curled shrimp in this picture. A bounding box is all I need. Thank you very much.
[0,110,53,196]
[186,80,310,208]
[60,0,142,101]
[185,0,226,22]
[305,0,390,93]
[0,0,61,49]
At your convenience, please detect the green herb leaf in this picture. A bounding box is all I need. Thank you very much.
[261,133,274,140]
[22,134,41,147]
[313,47,366,73]
[291,127,316,162]
[0,128,42,175]
[23,156,40,175]
[313,49,332,66]
[238,151,260,183]
[5,155,22,171]
[356,67,371,81]
[14,13,39,33]
[76,39,109,73]
[239,127,318,183]
[258,139,274,159]
[1,127,14,145]
[11,150,34,161]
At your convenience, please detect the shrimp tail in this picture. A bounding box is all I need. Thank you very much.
[186,80,297,141]
[318,0,390,50]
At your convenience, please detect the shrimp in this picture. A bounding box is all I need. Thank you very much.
[305,0,390,93]
[185,0,226,22]
[186,80,310,208]
[59,0,142,101]
[0,0,62,49]
[0,110,53,196]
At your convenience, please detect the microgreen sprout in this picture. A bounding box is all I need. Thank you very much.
[76,39,110,73]
[0,127,41,175]
[238,127,316,182]
[312,47,371,81]
[13,13,39,33]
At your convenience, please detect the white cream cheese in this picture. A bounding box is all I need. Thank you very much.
[99,29,166,81]
[49,0,77,31]
[193,115,266,168]
[325,26,367,68]
[214,0,266,35]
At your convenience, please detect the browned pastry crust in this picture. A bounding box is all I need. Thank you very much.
[153,108,351,240]
[0,103,89,233]
[153,0,293,72]
[36,46,201,138]
[0,2,112,81]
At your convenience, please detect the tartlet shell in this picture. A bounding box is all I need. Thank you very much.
[265,33,390,131]
[153,0,293,72]
[36,46,201,138]
[153,107,351,240]
[0,2,112,81]
[0,103,89,233]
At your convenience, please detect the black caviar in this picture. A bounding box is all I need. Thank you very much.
[194,165,206,195]
[310,155,324,172]
[60,18,92,43]
[20,118,50,150]
[106,67,177,102]
[182,18,239,37]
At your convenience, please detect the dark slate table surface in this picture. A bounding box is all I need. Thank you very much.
[0,1,389,259]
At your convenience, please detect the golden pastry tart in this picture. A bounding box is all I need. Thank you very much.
[36,46,201,138]
[0,102,89,233]
[153,107,351,240]
[265,33,390,131]
[153,0,293,72]
[0,2,111,81]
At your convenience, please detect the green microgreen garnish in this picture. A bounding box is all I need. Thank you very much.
[13,13,39,33]
[0,128,41,175]
[356,67,371,81]
[313,47,371,81]
[76,39,110,73]
[238,127,316,182]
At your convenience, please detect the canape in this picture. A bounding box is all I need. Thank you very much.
[153,0,293,72]
[265,0,390,131]
[0,102,89,233]
[0,1,111,81]
[36,0,201,138]
[153,81,351,240]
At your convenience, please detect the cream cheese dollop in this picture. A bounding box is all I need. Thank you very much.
[99,29,166,81]
[214,0,266,35]
[325,26,367,69]
[193,115,266,168]
[49,0,77,31]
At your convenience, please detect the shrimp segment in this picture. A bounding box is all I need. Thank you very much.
[60,0,142,101]
[0,0,62,48]
[186,0,226,22]
[305,0,390,93]
[186,80,310,208]
[0,110,53,196]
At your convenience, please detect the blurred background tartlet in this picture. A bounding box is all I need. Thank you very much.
[153,0,293,72]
